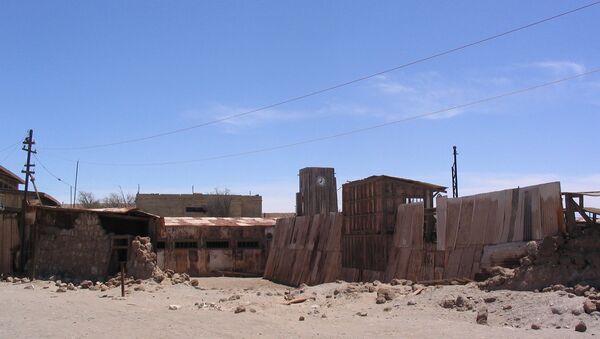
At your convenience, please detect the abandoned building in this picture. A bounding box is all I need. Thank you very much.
[135,193,262,217]
[0,165,60,275]
[264,167,582,286]
[341,175,447,281]
[26,206,160,280]
[155,217,275,276]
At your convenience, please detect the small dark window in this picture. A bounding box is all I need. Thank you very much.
[175,241,198,249]
[113,238,129,247]
[186,206,207,213]
[206,240,229,249]
[266,233,273,240]
[156,241,166,249]
[237,241,260,249]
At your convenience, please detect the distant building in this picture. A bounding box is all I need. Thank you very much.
[156,217,275,276]
[135,193,262,217]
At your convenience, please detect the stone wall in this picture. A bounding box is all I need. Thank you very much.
[136,193,262,217]
[34,212,111,280]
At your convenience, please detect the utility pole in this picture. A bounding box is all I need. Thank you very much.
[73,160,79,206]
[451,146,459,198]
[20,129,36,273]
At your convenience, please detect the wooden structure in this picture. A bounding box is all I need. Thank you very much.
[263,213,342,286]
[434,181,564,280]
[341,175,445,281]
[563,191,600,228]
[296,167,338,216]
[0,165,24,191]
[0,164,60,274]
[157,217,275,277]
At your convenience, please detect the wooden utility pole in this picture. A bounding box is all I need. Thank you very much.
[451,146,459,198]
[20,129,36,272]
[73,160,79,206]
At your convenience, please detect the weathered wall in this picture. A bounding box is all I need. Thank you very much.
[34,212,111,280]
[158,225,273,276]
[263,213,343,286]
[0,212,19,274]
[136,193,262,217]
[434,181,564,280]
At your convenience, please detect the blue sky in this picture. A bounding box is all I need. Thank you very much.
[1,1,599,211]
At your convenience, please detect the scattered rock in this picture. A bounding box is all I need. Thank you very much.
[298,316,305,321]
[234,305,246,314]
[67,283,76,291]
[377,287,396,301]
[383,306,392,312]
[526,241,538,257]
[356,312,367,317]
[390,279,412,286]
[441,298,456,309]
[249,308,256,313]
[483,296,497,303]
[56,287,67,293]
[574,284,590,297]
[24,284,34,290]
[134,285,145,291]
[407,300,416,306]
[551,306,565,315]
[583,299,597,314]
[531,323,541,330]
[575,321,587,332]
[168,305,181,310]
[502,305,512,310]
[375,296,386,304]
[80,280,93,289]
[372,280,381,286]
[476,307,488,325]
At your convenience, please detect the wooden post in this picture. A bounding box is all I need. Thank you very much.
[120,262,125,297]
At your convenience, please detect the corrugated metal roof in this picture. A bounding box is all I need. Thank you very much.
[0,165,25,184]
[344,175,447,191]
[164,217,276,227]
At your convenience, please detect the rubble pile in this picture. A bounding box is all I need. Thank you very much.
[480,226,600,291]
[127,236,161,280]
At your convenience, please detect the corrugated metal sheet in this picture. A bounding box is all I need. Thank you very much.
[164,217,276,227]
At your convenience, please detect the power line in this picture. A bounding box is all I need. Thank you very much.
[49,67,600,167]
[0,144,20,163]
[0,141,21,154]
[41,1,600,151]
[34,154,73,187]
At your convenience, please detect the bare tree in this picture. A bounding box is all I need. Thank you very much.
[206,188,233,217]
[102,191,136,208]
[78,191,101,208]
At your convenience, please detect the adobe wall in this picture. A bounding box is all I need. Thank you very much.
[136,194,262,217]
[33,212,111,280]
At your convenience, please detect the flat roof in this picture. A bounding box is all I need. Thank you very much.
[164,217,276,227]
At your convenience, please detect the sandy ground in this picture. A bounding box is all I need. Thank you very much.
[0,277,598,338]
